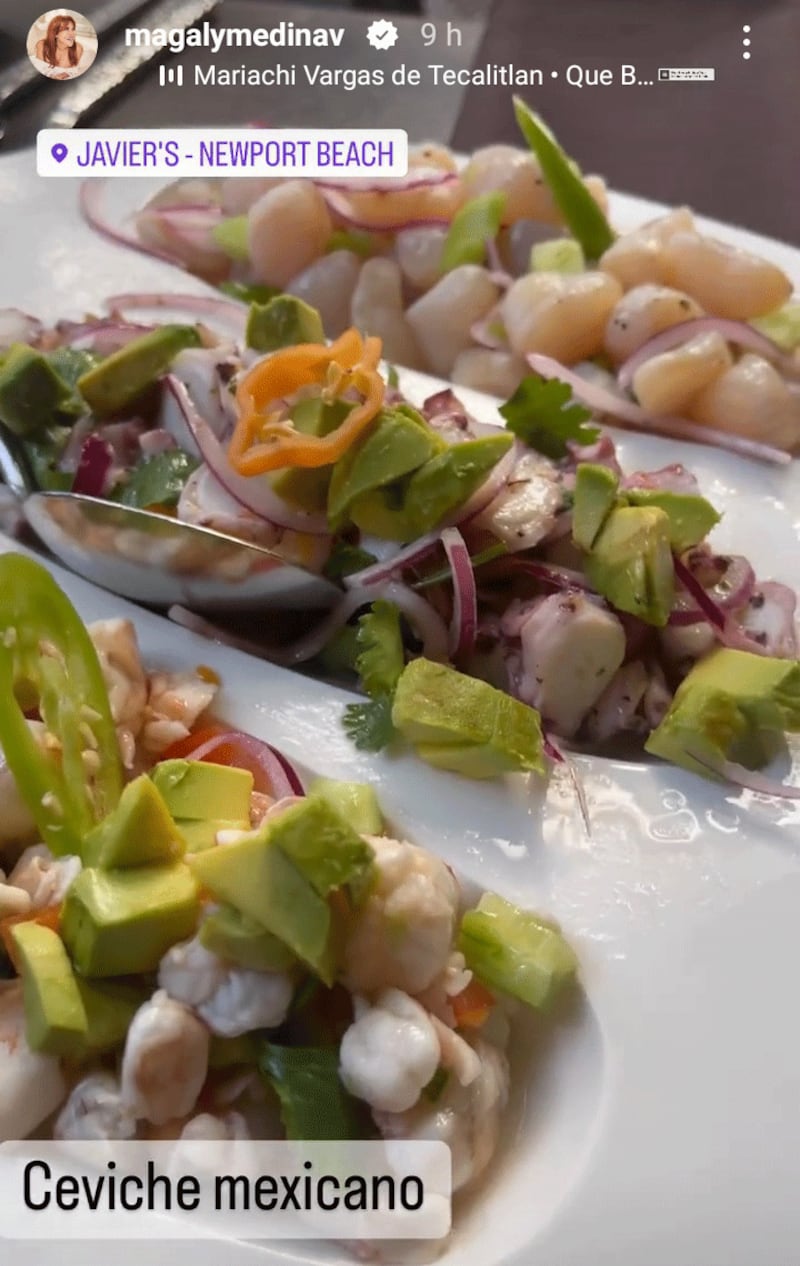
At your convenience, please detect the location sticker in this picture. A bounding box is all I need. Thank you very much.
[50,142,68,163]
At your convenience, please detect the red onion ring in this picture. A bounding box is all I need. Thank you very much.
[344,532,442,589]
[72,435,114,497]
[163,375,330,536]
[684,748,800,800]
[61,319,156,355]
[80,180,188,268]
[509,558,592,592]
[315,170,459,194]
[526,353,792,466]
[672,554,776,655]
[618,316,800,390]
[189,730,304,798]
[106,291,247,328]
[470,312,508,350]
[281,581,449,666]
[321,188,451,234]
[441,527,477,658]
[448,442,517,526]
[670,554,755,625]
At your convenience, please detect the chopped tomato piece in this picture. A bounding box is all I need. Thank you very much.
[451,978,495,1029]
[158,724,228,762]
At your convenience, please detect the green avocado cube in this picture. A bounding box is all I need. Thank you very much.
[83,775,186,869]
[266,797,375,898]
[150,759,254,822]
[77,324,201,416]
[310,778,384,836]
[0,343,75,436]
[585,504,674,627]
[189,832,334,984]
[645,647,800,778]
[624,489,721,553]
[328,406,443,528]
[200,904,296,972]
[246,295,325,353]
[174,818,251,854]
[458,892,578,1011]
[11,922,88,1056]
[402,433,514,536]
[70,979,147,1060]
[62,863,200,977]
[391,658,545,778]
[572,462,619,552]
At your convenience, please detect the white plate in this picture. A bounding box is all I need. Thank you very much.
[1,149,800,1266]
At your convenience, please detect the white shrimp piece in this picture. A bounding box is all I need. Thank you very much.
[414,952,472,1026]
[474,452,564,551]
[0,746,39,849]
[169,347,238,444]
[55,1072,137,1141]
[158,934,292,1037]
[502,270,622,364]
[662,232,792,320]
[9,844,81,911]
[631,330,733,416]
[0,982,66,1141]
[585,660,649,743]
[688,353,800,451]
[513,593,626,737]
[120,990,210,1126]
[406,266,500,377]
[288,250,362,338]
[180,1110,250,1141]
[451,347,527,399]
[408,142,459,174]
[429,1014,482,1087]
[600,207,696,289]
[395,226,448,293]
[461,145,607,226]
[339,990,440,1113]
[247,181,333,289]
[351,258,424,369]
[603,284,704,364]
[88,618,148,766]
[374,1037,509,1192]
[0,875,31,919]
[342,836,459,996]
[141,670,217,757]
[221,176,285,216]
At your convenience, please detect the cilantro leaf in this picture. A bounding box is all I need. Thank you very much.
[323,541,378,582]
[354,601,404,700]
[499,374,599,459]
[343,696,395,752]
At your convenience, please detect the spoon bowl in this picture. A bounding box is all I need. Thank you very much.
[23,492,341,612]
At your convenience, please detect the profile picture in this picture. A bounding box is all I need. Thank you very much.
[27,9,98,80]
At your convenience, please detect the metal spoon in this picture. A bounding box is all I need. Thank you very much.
[21,492,340,612]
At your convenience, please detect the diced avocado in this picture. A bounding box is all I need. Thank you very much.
[645,648,800,778]
[71,979,147,1060]
[349,484,419,542]
[77,325,201,417]
[271,398,351,513]
[624,489,721,553]
[750,301,800,352]
[310,778,384,836]
[530,238,585,274]
[572,462,619,552]
[328,406,443,528]
[402,433,515,535]
[11,922,88,1056]
[83,775,186,869]
[585,504,674,627]
[200,904,296,972]
[246,296,324,353]
[175,818,250,854]
[209,1033,258,1068]
[211,215,249,261]
[189,832,334,983]
[61,863,200,977]
[0,344,75,436]
[458,892,578,1010]
[266,797,375,898]
[150,759,253,822]
[392,658,545,778]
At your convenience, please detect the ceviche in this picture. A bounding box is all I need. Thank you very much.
[83,99,800,456]
[0,295,797,797]
[0,552,577,1219]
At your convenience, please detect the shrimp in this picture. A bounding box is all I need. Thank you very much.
[414,951,473,1026]
[603,284,704,364]
[141,670,217,757]
[688,353,800,451]
[88,618,148,768]
[501,270,622,364]
[120,990,210,1126]
[247,180,333,289]
[461,144,607,226]
[9,844,81,911]
[221,176,285,216]
[600,207,695,289]
[339,990,441,1113]
[0,982,66,1141]
[342,835,459,997]
[351,258,424,369]
[451,347,527,399]
[180,1110,250,1141]
[394,226,448,293]
[406,266,500,377]
[0,873,30,918]
[474,452,564,551]
[158,934,293,1038]
[374,1037,510,1192]
[288,249,362,339]
[55,1072,137,1141]
[662,231,792,320]
[631,331,733,416]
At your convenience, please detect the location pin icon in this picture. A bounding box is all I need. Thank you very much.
[51,142,68,163]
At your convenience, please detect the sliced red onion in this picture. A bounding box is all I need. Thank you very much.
[470,310,508,350]
[671,553,755,625]
[422,388,466,420]
[509,558,592,592]
[58,415,96,472]
[672,554,777,655]
[106,291,247,330]
[139,428,177,458]
[526,353,792,466]
[282,581,449,666]
[672,554,727,629]
[344,532,442,589]
[566,432,621,475]
[163,375,330,536]
[321,188,451,234]
[72,435,114,497]
[0,308,43,350]
[441,527,477,658]
[624,463,700,494]
[189,730,304,798]
[60,319,156,356]
[617,316,800,390]
[80,180,188,268]
[315,170,458,194]
[446,441,517,526]
[685,748,800,800]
